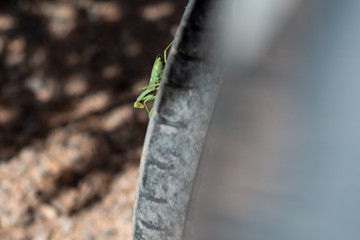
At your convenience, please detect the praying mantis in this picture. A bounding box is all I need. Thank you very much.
[134,41,174,118]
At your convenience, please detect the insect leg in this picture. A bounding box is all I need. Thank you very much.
[136,88,152,102]
[139,84,150,91]
[139,83,160,91]
[144,102,150,116]
[143,94,157,118]
[163,40,174,64]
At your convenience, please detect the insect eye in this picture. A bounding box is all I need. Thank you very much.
[134,101,144,108]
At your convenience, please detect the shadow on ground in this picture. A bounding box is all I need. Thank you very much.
[0,0,186,239]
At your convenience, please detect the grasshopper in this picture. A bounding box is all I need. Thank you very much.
[134,41,174,118]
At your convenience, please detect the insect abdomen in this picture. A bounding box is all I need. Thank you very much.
[150,55,165,83]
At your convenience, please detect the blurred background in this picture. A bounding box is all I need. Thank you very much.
[0,0,186,239]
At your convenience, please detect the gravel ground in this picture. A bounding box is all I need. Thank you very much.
[0,0,186,239]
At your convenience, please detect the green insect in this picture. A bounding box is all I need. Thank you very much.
[134,41,174,118]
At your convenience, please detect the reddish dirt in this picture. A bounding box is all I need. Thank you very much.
[0,0,186,239]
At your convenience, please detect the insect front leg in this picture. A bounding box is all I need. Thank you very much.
[136,88,152,102]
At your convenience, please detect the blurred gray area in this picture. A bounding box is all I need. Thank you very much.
[191,0,360,239]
